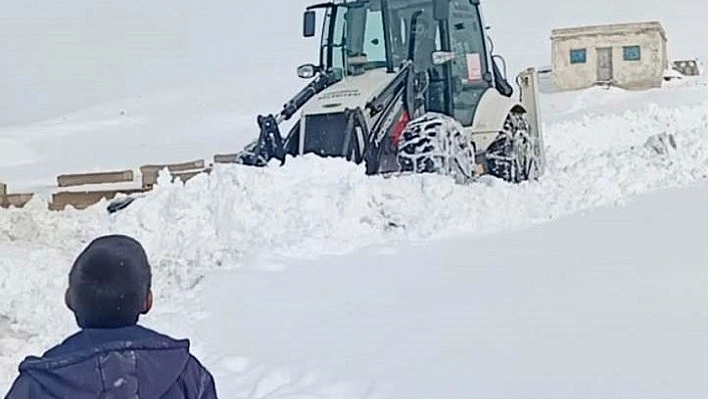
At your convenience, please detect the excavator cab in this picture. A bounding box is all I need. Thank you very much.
[299,0,512,113]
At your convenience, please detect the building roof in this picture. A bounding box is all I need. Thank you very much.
[551,21,667,42]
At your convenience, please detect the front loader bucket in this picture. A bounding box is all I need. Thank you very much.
[235,114,287,167]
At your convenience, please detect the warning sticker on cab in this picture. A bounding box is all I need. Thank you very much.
[466,53,483,82]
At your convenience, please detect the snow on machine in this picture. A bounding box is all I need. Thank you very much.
[235,0,545,183]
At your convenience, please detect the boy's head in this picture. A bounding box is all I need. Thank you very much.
[66,234,153,329]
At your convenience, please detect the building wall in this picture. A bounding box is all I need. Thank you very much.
[552,27,668,91]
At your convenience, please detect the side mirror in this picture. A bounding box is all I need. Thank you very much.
[493,55,508,80]
[297,63,318,79]
[433,0,449,21]
[491,56,513,97]
[303,11,316,37]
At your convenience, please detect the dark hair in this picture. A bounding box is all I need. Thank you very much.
[68,235,152,328]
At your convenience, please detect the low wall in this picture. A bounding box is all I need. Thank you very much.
[1,152,242,212]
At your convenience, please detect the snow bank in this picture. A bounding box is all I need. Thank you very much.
[109,99,708,272]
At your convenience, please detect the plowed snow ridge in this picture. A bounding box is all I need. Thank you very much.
[2,94,708,387]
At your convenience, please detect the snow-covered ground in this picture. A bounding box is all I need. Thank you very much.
[201,183,708,399]
[2,74,708,397]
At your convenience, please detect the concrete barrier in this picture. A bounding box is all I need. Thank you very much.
[0,183,34,208]
[49,188,148,211]
[140,159,205,173]
[3,156,220,212]
[57,170,134,188]
[48,158,212,211]
[1,182,34,209]
[214,153,239,164]
[140,159,207,189]
[1,193,34,209]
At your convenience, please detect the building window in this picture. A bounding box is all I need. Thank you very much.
[570,49,587,64]
[623,46,641,61]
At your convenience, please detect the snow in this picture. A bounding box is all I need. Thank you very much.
[0,79,302,193]
[201,183,708,399]
[3,0,708,394]
[3,79,708,397]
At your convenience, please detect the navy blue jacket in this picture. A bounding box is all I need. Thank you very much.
[3,325,217,399]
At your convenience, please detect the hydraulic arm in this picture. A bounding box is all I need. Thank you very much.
[236,70,341,166]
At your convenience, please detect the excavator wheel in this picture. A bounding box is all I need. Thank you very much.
[485,111,543,183]
[397,113,476,183]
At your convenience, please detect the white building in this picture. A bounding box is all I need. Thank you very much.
[551,22,668,91]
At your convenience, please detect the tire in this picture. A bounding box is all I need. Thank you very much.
[485,111,544,183]
[397,113,476,183]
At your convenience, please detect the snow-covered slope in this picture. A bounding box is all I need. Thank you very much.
[0,0,316,126]
[2,80,708,396]
[0,76,303,192]
[200,182,708,399]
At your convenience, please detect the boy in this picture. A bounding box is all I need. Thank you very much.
[4,234,218,399]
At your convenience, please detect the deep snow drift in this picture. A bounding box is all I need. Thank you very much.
[2,79,708,396]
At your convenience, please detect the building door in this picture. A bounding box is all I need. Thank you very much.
[596,47,613,82]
